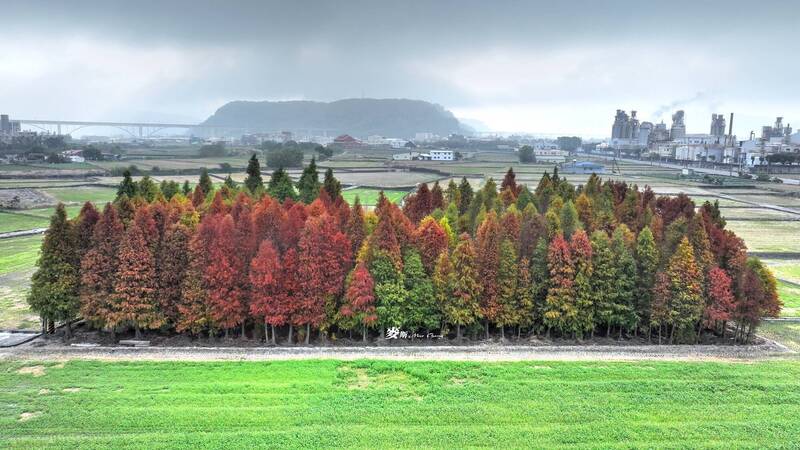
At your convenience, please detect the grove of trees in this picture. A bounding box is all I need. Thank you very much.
[29,161,780,344]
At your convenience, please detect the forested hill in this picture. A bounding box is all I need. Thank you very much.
[200,98,466,138]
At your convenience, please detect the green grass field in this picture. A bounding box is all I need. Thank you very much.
[758,321,800,351]
[2,359,800,448]
[778,281,800,317]
[0,206,85,234]
[342,188,409,206]
[40,186,117,204]
[0,235,41,276]
[0,212,50,234]
[724,220,800,253]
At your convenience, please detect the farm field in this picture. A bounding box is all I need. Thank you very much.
[764,260,800,285]
[778,282,800,317]
[724,220,800,254]
[341,188,408,206]
[40,186,117,204]
[0,235,42,277]
[3,359,800,448]
[758,321,800,351]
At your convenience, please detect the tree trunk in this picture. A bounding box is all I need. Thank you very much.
[64,321,72,341]
[500,326,505,340]
[224,327,229,339]
[618,326,622,340]
[456,324,462,343]
[517,326,521,340]
[41,318,47,334]
[288,324,293,345]
[668,324,675,344]
[721,321,727,340]
[484,320,489,340]
[270,324,276,345]
[241,322,247,340]
[305,323,310,345]
[362,325,367,343]
[263,321,269,344]
[606,323,611,337]
[647,325,651,343]
[658,325,662,345]
[135,324,141,340]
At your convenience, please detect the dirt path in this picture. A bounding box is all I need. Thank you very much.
[2,340,793,362]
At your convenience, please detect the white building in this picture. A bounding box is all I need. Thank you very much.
[534,148,567,162]
[430,149,454,161]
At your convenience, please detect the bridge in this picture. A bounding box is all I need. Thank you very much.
[15,119,231,138]
[15,118,338,139]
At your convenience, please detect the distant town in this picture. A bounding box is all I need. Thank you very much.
[1,108,799,180]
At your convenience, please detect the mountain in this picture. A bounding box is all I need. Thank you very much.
[200,98,466,139]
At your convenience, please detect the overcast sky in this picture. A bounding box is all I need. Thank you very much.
[2,0,798,138]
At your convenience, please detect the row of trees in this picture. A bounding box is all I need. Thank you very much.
[29,158,780,344]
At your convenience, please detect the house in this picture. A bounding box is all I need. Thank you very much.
[333,134,362,149]
[392,151,420,161]
[430,149,454,161]
[561,161,605,174]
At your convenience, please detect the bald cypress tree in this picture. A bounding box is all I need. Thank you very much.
[198,168,213,197]
[297,157,322,203]
[244,153,264,194]
[28,204,80,338]
[447,234,481,342]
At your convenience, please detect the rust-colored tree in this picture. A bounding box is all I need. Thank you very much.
[475,211,500,338]
[249,240,285,344]
[112,208,164,338]
[340,263,377,341]
[80,204,124,332]
[414,216,449,273]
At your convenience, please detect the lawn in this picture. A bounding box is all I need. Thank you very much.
[0,206,84,234]
[0,235,42,276]
[778,281,800,317]
[724,220,800,253]
[758,321,800,351]
[0,212,49,234]
[766,260,800,285]
[40,186,117,205]
[2,359,800,448]
[342,188,409,206]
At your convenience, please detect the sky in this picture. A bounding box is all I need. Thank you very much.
[1,0,798,138]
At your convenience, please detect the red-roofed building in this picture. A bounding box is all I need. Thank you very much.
[333,134,362,149]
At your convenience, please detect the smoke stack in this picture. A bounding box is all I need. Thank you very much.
[727,112,734,146]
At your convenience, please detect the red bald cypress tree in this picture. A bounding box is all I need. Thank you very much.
[340,263,378,342]
[345,197,366,254]
[191,184,206,208]
[249,240,284,344]
[204,214,249,337]
[297,214,352,343]
[475,211,500,338]
[430,181,445,211]
[112,207,163,338]
[157,223,191,325]
[74,202,100,261]
[543,233,575,336]
[704,266,735,337]
[570,229,594,338]
[414,216,449,273]
[80,204,124,331]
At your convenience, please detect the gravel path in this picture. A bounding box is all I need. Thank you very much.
[1,339,794,362]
